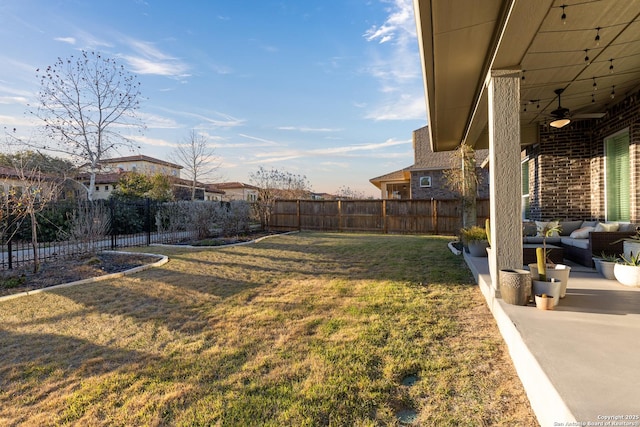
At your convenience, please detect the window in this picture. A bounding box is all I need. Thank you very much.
[605,130,630,221]
[419,176,432,187]
[95,186,99,192]
[521,159,530,220]
[104,185,109,191]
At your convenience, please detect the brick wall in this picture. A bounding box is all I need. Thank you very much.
[528,91,640,222]
[410,167,490,200]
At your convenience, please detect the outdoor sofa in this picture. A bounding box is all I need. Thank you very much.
[523,220,639,267]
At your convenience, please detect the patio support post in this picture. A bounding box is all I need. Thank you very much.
[487,70,523,292]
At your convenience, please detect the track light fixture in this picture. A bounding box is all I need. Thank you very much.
[561,4,567,24]
[595,27,601,46]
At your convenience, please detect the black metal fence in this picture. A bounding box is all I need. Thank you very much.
[0,198,234,271]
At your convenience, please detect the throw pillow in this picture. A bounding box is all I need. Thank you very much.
[569,226,595,239]
[595,222,619,232]
[535,220,560,237]
[559,220,583,236]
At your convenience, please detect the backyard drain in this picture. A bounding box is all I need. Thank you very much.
[401,374,418,386]
[395,408,418,425]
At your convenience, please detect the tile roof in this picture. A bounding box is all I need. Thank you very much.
[101,155,183,170]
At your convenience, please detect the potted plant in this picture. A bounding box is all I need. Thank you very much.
[460,225,489,257]
[613,251,640,287]
[611,226,640,259]
[535,293,555,310]
[529,221,567,303]
[593,251,618,280]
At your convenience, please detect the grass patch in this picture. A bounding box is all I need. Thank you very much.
[0,232,537,426]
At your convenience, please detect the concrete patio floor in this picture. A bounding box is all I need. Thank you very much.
[464,253,640,427]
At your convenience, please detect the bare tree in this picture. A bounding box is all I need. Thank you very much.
[27,50,144,201]
[335,185,367,200]
[1,157,63,273]
[171,130,220,200]
[443,144,480,228]
[249,166,312,229]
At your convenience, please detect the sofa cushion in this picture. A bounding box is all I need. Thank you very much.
[582,220,598,227]
[561,237,590,249]
[522,222,537,236]
[618,223,640,232]
[595,222,619,232]
[535,220,560,237]
[569,226,595,239]
[559,220,583,236]
[524,236,562,244]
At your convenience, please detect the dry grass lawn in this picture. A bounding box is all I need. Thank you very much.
[0,232,537,426]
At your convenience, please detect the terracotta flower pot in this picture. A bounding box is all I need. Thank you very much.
[535,294,554,310]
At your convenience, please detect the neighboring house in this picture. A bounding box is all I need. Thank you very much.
[79,155,225,201]
[213,182,259,202]
[311,192,337,200]
[370,125,489,199]
[79,155,183,200]
[100,155,182,178]
[0,165,71,201]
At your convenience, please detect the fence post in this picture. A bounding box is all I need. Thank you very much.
[297,200,301,231]
[431,198,438,234]
[145,198,151,246]
[382,199,387,234]
[337,200,342,232]
[7,237,12,270]
[110,198,116,249]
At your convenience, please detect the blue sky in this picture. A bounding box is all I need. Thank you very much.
[0,0,426,197]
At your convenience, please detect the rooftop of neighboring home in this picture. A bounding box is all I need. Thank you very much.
[100,155,182,170]
[213,182,259,190]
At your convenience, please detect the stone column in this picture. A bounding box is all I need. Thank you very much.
[488,70,523,292]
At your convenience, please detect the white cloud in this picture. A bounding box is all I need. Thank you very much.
[364,0,415,45]
[121,38,190,77]
[362,0,426,121]
[277,126,341,132]
[244,137,412,165]
[128,134,176,148]
[365,94,426,120]
[137,111,181,129]
[54,36,76,45]
[0,114,39,128]
[237,133,282,147]
[0,96,28,105]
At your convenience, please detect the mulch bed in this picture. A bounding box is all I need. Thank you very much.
[0,252,163,297]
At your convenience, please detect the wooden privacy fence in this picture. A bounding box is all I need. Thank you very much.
[270,199,489,235]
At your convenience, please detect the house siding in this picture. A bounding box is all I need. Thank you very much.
[528,90,640,222]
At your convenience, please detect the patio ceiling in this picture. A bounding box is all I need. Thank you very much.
[414,0,640,152]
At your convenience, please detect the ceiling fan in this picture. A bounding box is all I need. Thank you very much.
[549,88,571,128]
[548,88,606,128]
